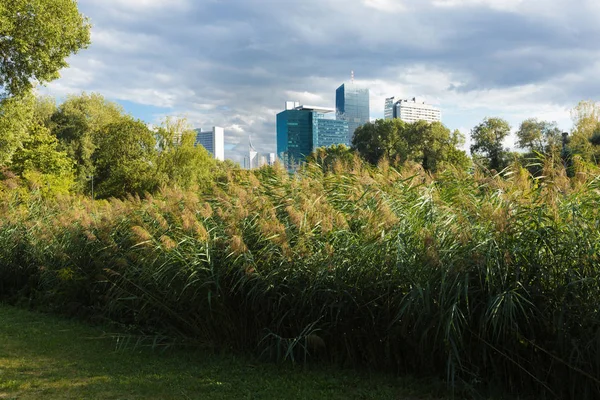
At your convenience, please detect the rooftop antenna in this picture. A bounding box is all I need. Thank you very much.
[351,70,354,84]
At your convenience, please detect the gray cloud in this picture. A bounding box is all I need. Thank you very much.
[43,0,600,162]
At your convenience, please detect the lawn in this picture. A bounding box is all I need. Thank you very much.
[0,305,449,399]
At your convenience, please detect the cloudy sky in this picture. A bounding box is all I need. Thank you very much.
[42,0,600,163]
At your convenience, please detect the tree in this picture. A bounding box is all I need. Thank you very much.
[470,117,511,171]
[0,0,91,98]
[569,100,600,163]
[516,118,562,154]
[352,119,405,164]
[352,119,470,172]
[93,119,159,198]
[306,144,355,171]
[155,117,217,190]
[32,95,57,127]
[11,123,75,195]
[0,92,34,167]
[51,93,127,192]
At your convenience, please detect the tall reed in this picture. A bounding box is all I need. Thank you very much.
[1,157,599,398]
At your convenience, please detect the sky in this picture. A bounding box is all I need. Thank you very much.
[41,0,600,164]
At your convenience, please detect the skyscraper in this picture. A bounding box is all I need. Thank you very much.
[249,135,258,169]
[384,97,396,120]
[277,103,349,169]
[335,83,370,143]
[385,97,441,124]
[195,126,225,161]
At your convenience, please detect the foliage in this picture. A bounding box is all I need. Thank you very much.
[155,117,217,190]
[570,100,600,163]
[1,157,599,399]
[352,119,470,171]
[93,118,159,198]
[51,93,127,192]
[470,117,511,171]
[0,92,35,167]
[305,144,356,172]
[516,118,562,154]
[352,119,401,163]
[0,0,90,98]
[10,123,74,196]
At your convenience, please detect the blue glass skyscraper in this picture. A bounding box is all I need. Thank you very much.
[335,83,370,144]
[277,104,349,169]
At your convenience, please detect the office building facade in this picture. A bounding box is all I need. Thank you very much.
[277,103,349,168]
[384,97,396,120]
[195,126,225,161]
[385,97,441,124]
[335,83,370,143]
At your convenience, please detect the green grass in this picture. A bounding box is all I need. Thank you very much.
[0,304,449,400]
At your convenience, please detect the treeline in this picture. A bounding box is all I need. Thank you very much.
[314,102,600,176]
[0,0,226,200]
[0,92,227,199]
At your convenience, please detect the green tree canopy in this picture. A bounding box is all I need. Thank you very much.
[306,144,355,172]
[0,92,34,166]
[93,118,159,198]
[10,123,75,195]
[155,117,217,190]
[352,119,402,164]
[569,100,600,163]
[516,118,562,155]
[51,93,127,191]
[352,119,470,172]
[0,0,91,98]
[470,117,511,171]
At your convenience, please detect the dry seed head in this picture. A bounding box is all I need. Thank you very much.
[183,191,200,209]
[286,205,303,227]
[160,235,177,250]
[247,173,261,190]
[194,221,209,242]
[281,242,293,260]
[181,210,196,232]
[333,212,348,230]
[232,199,249,221]
[199,202,213,219]
[152,211,169,230]
[84,230,97,242]
[131,225,152,242]
[230,235,248,255]
[377,200,399,230]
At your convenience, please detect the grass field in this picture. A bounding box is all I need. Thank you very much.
[0,304,451,400]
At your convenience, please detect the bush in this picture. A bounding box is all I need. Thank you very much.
[1,158,599,399]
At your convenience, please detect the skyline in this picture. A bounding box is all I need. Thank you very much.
[39,0,598,163]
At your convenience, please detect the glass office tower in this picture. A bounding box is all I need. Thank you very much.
[277,104,349,169]
[335,83,370,144]
[314,118,349,149]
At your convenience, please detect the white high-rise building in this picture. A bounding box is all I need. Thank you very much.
[385,97,441,124]
[257,153,276,167]
[195,126,225,161]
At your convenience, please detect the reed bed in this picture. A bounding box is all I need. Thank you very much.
[1,156,599,399]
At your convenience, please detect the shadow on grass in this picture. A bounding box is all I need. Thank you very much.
[0,305,448,400]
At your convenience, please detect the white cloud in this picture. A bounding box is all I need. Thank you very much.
[40,0,599,164]
[283,91,326,105]
[363,0,407,13]
[431,0,524,12]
